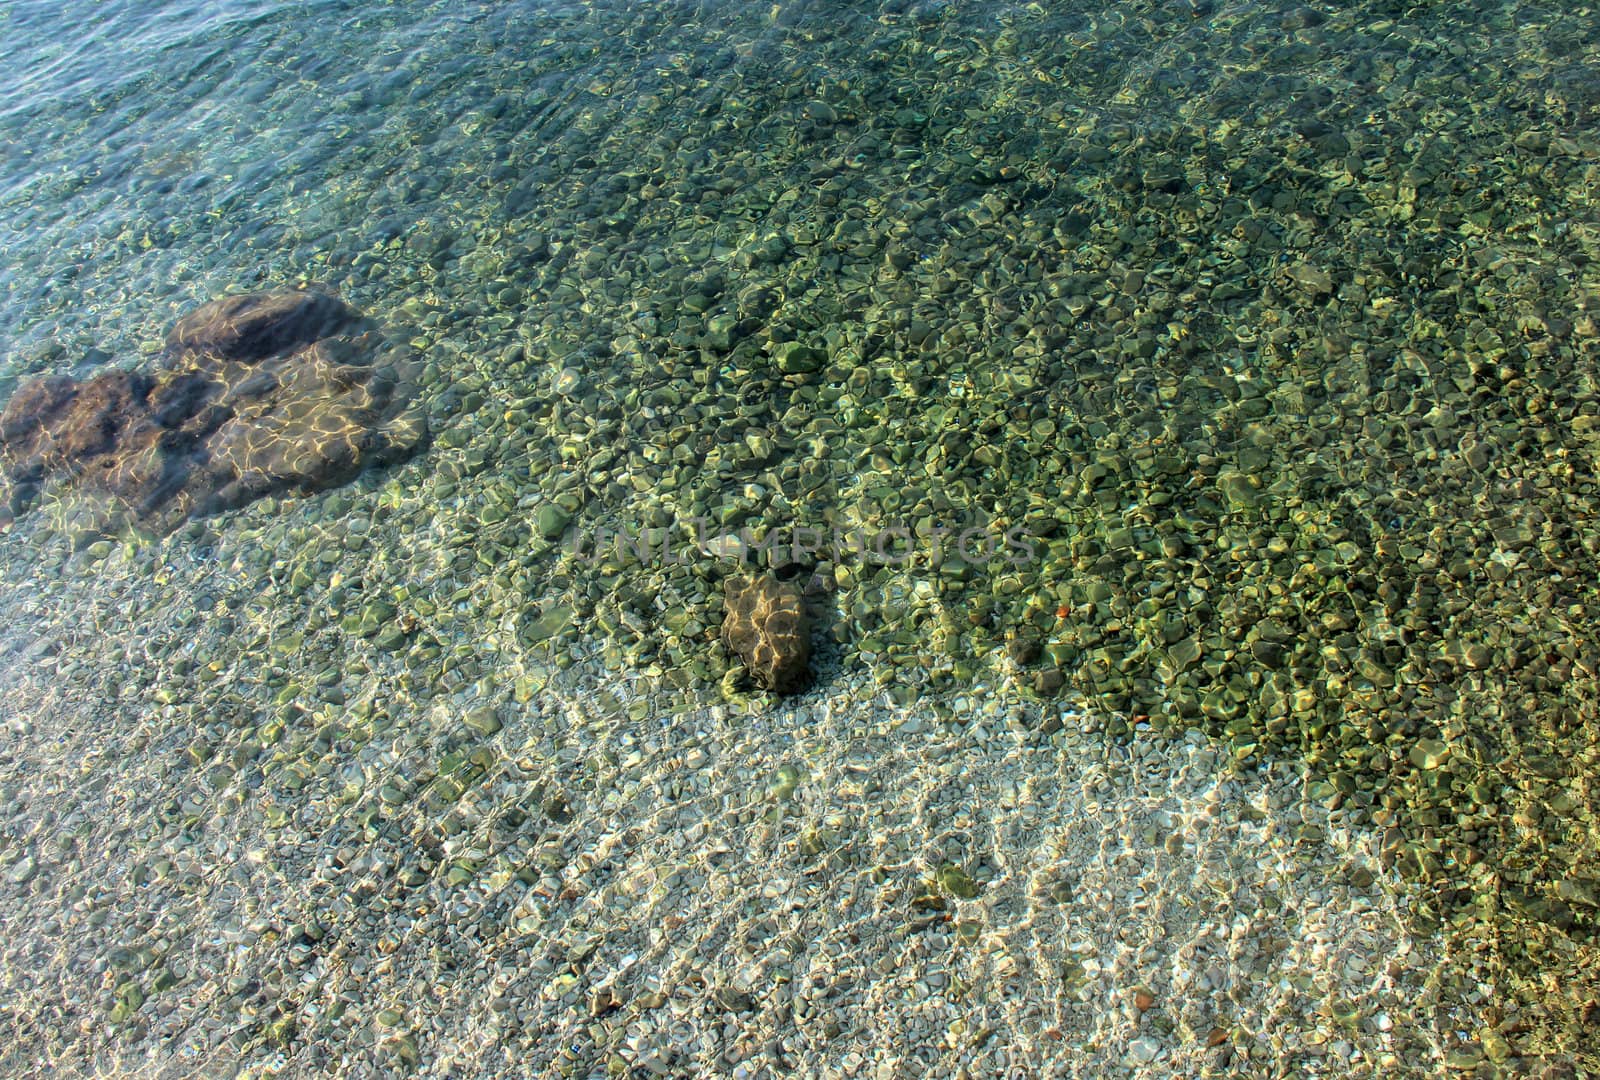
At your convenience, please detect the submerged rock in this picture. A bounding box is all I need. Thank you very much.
[0,286,427,533]
[164,287,352,362]
[721,574,811,694]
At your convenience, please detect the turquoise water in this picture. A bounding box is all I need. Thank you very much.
[2,0,1599,1073]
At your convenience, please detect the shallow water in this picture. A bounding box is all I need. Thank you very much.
[1,0,1597,1074]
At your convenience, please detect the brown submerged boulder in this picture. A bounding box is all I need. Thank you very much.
[721,573,812,694]
[0,285,426,534]
[163,287,352,362]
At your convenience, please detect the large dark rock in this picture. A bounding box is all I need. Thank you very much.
[163,287,353,362]
[721,574,812,694]
[0,286,427,533]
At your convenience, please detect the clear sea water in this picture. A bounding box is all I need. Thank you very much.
[2,0,1598,1074]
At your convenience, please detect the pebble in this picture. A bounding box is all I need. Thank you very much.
[464,705,502,736]
[534,505,570,540]
[7,856,37,885]
[1124,1035,1163,1065]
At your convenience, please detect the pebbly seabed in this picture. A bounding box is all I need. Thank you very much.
[0,0,1597,1074]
